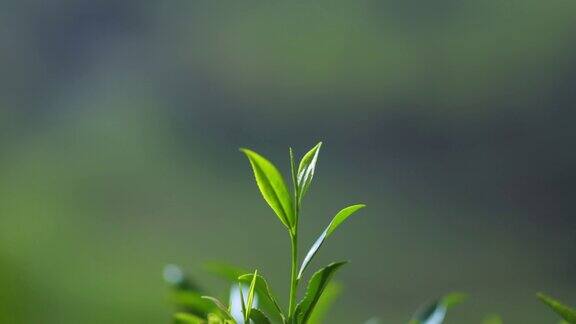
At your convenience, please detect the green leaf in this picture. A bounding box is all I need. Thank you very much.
[245,270,258,321]
[409,292,467,324]
[296,142,322,203]
[537,293,576,323]
[174,312,204,324]
[249,308,273,324]
[238,273,285,320]
[201,296,234,321]
[298,204,365,279]
[307,282,342,324]
[294,261,348,324]
[240,148,295,229]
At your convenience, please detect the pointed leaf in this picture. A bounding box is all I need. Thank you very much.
[325,204,366,237]
[238,273,285,320]
[249,308,272,324]
[409,292,467,324]
[289,147,298,202]
[297,142,322,203]
[307,282,342,324]
[240,148,294,229]
[201,296,234,321]
[295,261,348,324]
[298,204,365,279]
[245,270,258,321]
[537,293,576,323]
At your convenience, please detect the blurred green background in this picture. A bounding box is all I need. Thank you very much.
[1,0,576,322]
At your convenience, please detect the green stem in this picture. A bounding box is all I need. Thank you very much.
[288,231,299,318]
[289,149,300,320]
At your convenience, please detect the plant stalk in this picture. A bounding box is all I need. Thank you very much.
[288,231,299,318]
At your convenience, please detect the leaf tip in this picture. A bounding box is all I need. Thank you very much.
[332,260,349,267]
[536,292,552,304]
[239,147,251,155]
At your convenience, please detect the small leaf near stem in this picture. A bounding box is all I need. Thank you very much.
[307,282,342,324]
[294,261,348,324]
[245,270,258,321]
[298,204,365,280]
[238,273,285,320]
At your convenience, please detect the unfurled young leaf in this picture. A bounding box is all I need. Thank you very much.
[295,261,348,324]
[409,292,467,324]
[249,308,272,324]
[289,147,298,202]
[201,296,234,321]
[240,148,295,229]
[298,204,365,279]
[296,142,322,204]
[238,273,285,320]
[244,270,258,321]
[537,293,576,323]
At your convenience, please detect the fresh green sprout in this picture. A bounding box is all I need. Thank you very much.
[240,142,366,323]
[167,142,365,323]
[164,142,570,324]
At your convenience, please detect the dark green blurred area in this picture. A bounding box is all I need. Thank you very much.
[1,0,576,323]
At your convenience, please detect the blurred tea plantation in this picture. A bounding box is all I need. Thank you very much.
[1,0,576,323]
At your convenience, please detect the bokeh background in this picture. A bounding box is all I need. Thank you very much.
[1,0,575,323]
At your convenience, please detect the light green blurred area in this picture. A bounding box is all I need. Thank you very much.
[1,0,576,323]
